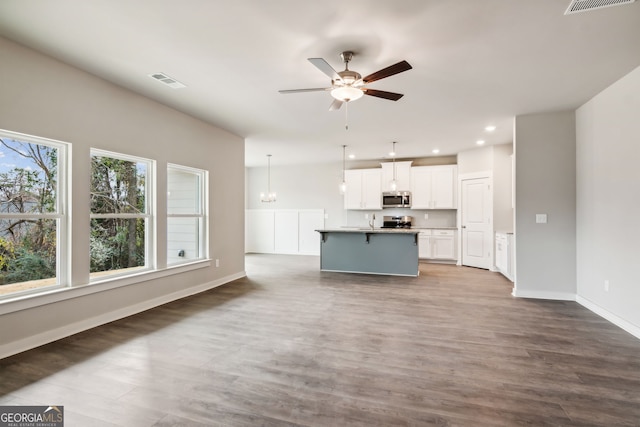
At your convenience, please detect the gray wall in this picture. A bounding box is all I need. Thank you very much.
[514,111,576,299]
[576,65,640,332]
[0,37,246,356]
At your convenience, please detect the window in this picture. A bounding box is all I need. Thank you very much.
[0,129,68,299]
[167,164,208,265]
[90,149,154,279]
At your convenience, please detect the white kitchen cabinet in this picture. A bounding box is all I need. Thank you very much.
[344,168,382,210]
[417,229,457,261]
[274,210,299,254]
[431,229,456,260]
[245,210,275,253]
[381,161,412,192]
[246,209,324,255]
[418,230,432,258]
[495,232,514,281]
[410,165,457,209]
[298,211,325,255]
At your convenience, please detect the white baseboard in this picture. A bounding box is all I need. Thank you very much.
[511,287,576,301]
[0,271,246,360]
[576,296,640,340]
[512,288,640,340]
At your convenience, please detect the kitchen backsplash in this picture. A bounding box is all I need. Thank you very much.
[345,209,457,229]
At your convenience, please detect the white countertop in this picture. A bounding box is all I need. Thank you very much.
[317,228,420,234]
[412,227,458,230]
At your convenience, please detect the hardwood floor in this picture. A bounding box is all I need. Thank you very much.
[1,254,639,426]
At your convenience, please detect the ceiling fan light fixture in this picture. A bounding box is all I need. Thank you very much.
[331,86,364,102]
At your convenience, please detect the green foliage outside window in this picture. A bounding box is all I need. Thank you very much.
[0,138,57,286]
[90,155,147,273]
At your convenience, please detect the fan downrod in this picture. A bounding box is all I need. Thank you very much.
[340,51,354,69]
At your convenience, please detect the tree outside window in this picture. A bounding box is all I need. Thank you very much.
[90,150,153,278]
[0,130,67,297]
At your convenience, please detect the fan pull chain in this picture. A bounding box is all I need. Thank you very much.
[345,101,349,131]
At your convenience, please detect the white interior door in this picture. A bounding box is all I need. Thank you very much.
[461,177,492,269]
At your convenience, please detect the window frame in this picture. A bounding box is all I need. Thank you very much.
[89,148,156,281]
[166,163,209,266]
[0,129,70,299]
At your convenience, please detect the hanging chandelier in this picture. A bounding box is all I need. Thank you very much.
[260,154,276,203]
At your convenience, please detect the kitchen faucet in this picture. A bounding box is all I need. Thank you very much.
[369,213,376,230]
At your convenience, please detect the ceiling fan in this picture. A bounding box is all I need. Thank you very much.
[279,51,412,111]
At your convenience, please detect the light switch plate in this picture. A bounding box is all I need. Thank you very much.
[536,214,548,224]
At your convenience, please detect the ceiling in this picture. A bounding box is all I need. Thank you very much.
[1,1,639,167]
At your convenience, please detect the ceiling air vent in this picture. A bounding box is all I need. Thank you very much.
[565,0,636,14]
[148,72,186,89]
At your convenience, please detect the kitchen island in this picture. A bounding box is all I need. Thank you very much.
[316,228,419,276]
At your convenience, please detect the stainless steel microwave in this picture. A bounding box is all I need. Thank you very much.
[382,192,411,208]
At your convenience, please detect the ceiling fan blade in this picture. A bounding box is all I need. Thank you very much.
[329,99,343,111]
[279,87,332,94]
[308,58,341,81]
[362,60,412,83]
[363,89,404,101]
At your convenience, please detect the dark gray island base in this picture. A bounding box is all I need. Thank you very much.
[316,229,419,277]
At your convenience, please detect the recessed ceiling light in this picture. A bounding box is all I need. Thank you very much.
[476,140,485,145]
[432,149,440,154]
[348,154,355,159]
[485,125,496,132]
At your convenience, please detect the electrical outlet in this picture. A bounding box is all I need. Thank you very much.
[365,213,369,219]
[604,280,609,292]
[424,213,429,220]
[215,259,220,268]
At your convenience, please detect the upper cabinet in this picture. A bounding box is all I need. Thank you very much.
[381,161,412,192]
[344,168,382,210]
[410,165,458,209]
[344,164,457,210]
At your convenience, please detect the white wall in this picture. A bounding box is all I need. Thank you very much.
[576,65,640,334]
[457,144,514,233]
[513,111,576,300]
[457,146,493,176]
[493,144,514,233]
[0,37,245,357]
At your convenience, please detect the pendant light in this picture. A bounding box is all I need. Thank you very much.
[339,145,347,195]
[260,154,276,203]
[389,141,398,192]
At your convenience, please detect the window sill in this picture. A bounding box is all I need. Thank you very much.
[0,259,212,316]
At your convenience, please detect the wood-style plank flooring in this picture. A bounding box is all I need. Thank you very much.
[1,254,639,426]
